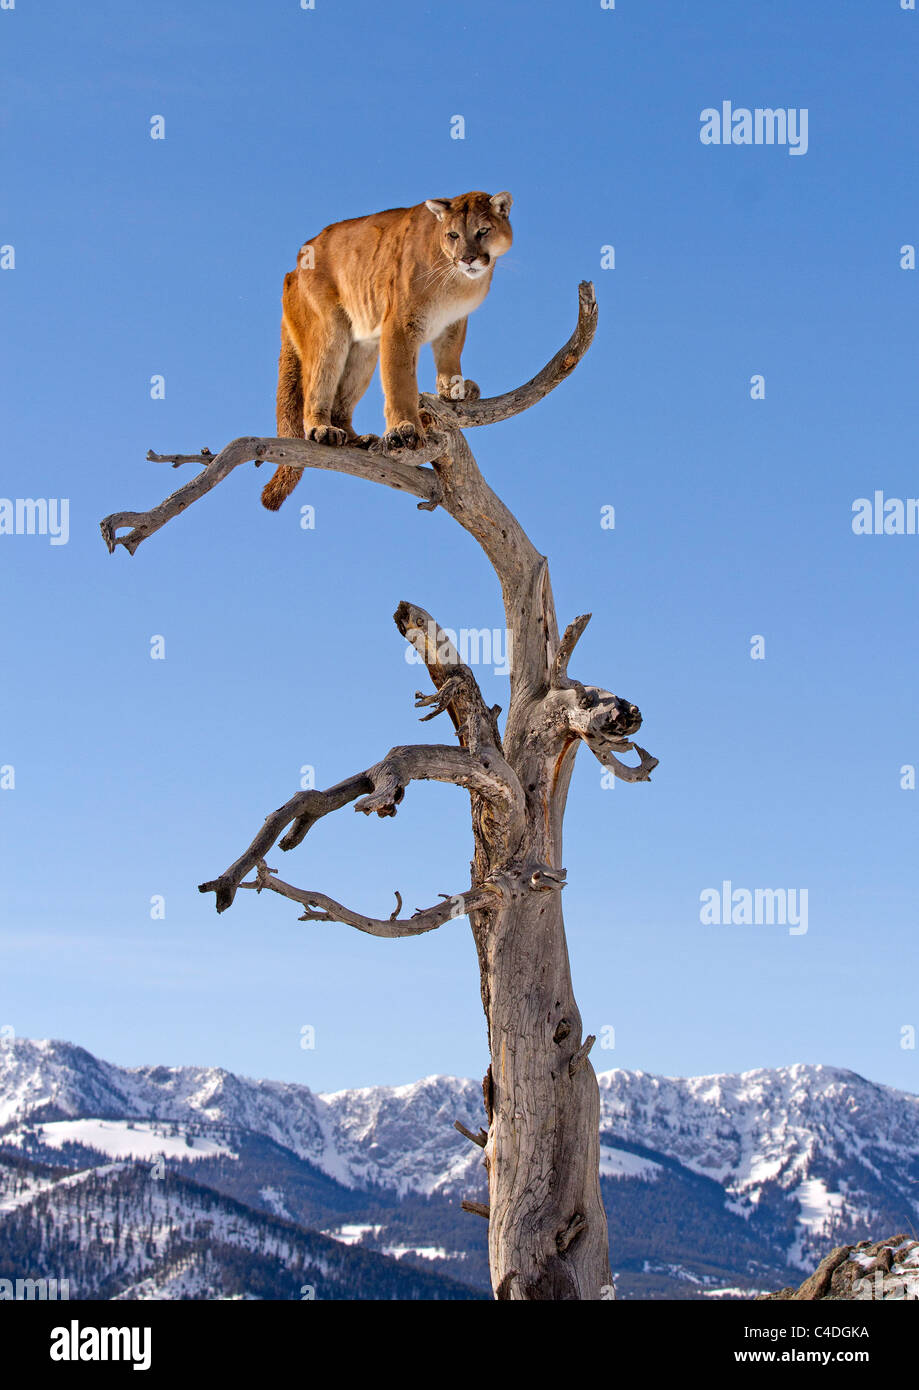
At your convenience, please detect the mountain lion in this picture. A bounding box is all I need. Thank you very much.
[261,190,513,510]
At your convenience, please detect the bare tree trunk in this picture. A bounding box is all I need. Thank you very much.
[483,893,611,1299]
[100,283,657,1300]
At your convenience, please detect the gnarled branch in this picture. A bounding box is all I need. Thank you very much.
[551,614,592,693]
[546,683,658,784]
[395,600,502,752]
[199,743,526,913]
[101,435,443,556]
[197,772,371,912]
[353,744,517,813]
[239,861,497,938]
[420,281,598,427]
[589,738,659,784]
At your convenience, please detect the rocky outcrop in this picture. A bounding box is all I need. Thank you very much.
[759,1236,919,1300]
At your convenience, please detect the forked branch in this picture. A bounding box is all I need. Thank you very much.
[199,743,526,913]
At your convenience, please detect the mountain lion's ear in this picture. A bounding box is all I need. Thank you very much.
[490,191,513,217]
[425,199,452,222]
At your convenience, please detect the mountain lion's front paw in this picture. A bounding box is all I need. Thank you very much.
[382,422,426,452]
[306,425,348,446]
[436,375,481,402]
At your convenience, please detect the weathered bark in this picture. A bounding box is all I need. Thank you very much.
[99,282,656,1300]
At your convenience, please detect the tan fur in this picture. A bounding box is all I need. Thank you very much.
[261,191,512,510]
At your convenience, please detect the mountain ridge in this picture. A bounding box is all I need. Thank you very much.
[2,1039,917,1299]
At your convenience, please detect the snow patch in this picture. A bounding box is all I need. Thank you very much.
[258,1186,292,1221]
[599,1146,661,1181]
[788,1178,846,1269]
[323,1223,383,1246]
[382,1245,454,1261]
[10,1119,235,1163]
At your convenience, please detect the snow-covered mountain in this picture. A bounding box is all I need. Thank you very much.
[0,1039,486,1194]
[597,1064,919,1270]
[2,1039,918,1299]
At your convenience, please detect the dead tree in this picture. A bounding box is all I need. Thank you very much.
[100,282,657,1300]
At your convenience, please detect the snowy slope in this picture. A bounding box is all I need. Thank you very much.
[0,1157,481,1301]
[4,1119,235,1164]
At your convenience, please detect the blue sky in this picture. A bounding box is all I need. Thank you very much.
[1,0,917,1095]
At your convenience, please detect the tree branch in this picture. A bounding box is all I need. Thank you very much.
[551,614,592,693]
[239,861,497,938]
[420,281,598,427]
[100,435,443,556]
[351,744,525,844]
[547,684,658,784]
[568,1035,596,1077]
[199,744,526,913]
[148,447,215,469]
[588,738,659,784]
[394,600,502,752]
[199,773,371,912]
[454,1120,488,1147]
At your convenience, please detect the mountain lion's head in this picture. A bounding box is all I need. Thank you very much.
[425,191,513,281]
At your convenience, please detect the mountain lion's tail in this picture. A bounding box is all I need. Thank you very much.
[262,310,304,511]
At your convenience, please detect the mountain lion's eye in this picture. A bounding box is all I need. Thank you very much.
[477,228,490,238]
[447,231,460,240]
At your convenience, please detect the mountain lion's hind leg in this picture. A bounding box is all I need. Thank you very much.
[301,306,351,447]
[261,317,308,511]
[331,340,380,443]
[276,323,304,438]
